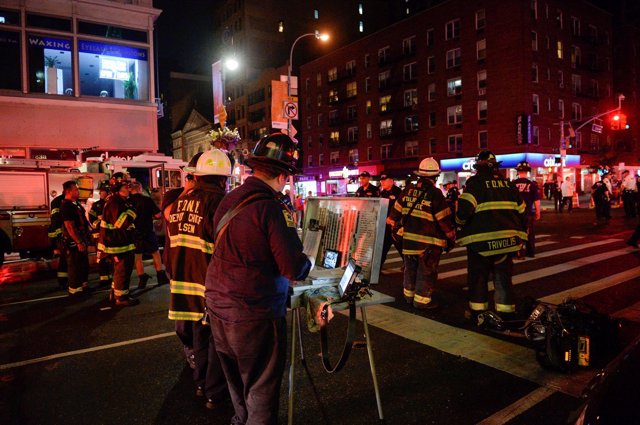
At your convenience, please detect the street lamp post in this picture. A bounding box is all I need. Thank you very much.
[286,31,329,137]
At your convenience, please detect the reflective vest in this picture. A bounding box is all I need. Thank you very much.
[456,172,528,256]
[99,195,136,255]
[167,182,225,321]
[88,198,106,242]
[390,178,455,255]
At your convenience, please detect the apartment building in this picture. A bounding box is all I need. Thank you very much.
[299,0,616,194]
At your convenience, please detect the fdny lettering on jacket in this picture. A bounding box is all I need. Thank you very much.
[515,182,532,192]
[403,189,432,211]
[484,180,511,189]
[169,199,203,234]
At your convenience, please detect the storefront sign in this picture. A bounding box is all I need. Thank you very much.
[78,40,147,61]
[28,35,71,51]
[441,153,581,172]
[328,168,359,178]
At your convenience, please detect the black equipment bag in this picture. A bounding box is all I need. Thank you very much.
[527,299,622,373]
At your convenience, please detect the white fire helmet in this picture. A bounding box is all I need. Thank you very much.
[414,157,440,177]
[192,148,232,176]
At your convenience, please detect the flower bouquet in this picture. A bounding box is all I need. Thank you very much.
[209,127,241,150]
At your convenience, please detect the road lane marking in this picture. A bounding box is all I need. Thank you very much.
[539,266,640,305]
[476,387,557,425]
[0,332,175,371]
[385,239,621,275]
[0,289,111,307]
[345,304,593,397]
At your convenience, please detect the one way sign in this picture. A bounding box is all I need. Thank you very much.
[283,99,298,120]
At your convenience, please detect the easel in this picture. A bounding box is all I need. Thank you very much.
[287,290,394,424]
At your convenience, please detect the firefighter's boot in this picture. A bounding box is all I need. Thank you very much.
[137,273,151,289]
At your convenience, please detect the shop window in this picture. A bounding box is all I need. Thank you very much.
[0,29,21,90]
[0,8,21,25]
[78,40,148,100]
[27,34,73,96]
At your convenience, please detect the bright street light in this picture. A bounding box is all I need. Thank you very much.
[224,57,239,71]
[287,32,330,136]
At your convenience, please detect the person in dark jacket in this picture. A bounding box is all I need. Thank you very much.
[456,150,527,323]
[205,133,313,425]
[167,149,230,409]
[355,171,380,197]
[389,158,456,309]
[379,172,403,269]
[100,177,138,306]
[48,192,68,288]
[60,180,92,296]
[513,161,541,257]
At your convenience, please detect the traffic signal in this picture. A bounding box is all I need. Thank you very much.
[610,113,628,130]
[611,114,621,130]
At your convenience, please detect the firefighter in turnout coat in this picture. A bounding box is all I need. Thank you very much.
[88,180,112,285]
[167,149,229,408]
[99,176,139,306]
[389,157,456,309]
[456,150,528,321]
[48,193,68,288]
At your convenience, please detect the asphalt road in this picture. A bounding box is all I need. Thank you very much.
[1,201,639,425]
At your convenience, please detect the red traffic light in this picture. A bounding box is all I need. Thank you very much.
[610,113,627,130]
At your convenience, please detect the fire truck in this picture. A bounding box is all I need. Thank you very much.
[0,154,186,267]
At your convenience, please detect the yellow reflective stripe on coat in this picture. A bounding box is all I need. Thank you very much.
[114,210,135,228]
[68,286,83,294]
[403,248,426,255]
[403,288,415,298]
[456,229,528,246]
[98,243,136,254]
[410,209,435,221]
[414,294,432,305]
[168,234,214,254]
[434,208,451,221]
[474,201,522,213]
[469,301,489,311]
[459,192,477,208]
[57,271,68,278]
[48,228,62,238]
[51,208,60,215]
[496,303,516,313]
[402,231,447,247]
[476,245,521,256]
[112,287,129,296]
[168,311,205,321]
[170,280,205,297]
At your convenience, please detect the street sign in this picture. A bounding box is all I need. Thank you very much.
[284,101,298,120]
[592,123,603,134]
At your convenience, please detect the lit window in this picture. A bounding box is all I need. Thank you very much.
[328,89,339,103]
[404,89,418,107]
[405,116,419,132]
[359,21,364,33]
[314,9,319,19]
[348,148,359,162]
[346,81,357,97]
[330,131,340,143]
[447,105,463,125]
[328,67,338,82]
[379,95,392,112]
[557,41,563,59]
[447,77,462,96]
[366,100,372,114]
[380,119,393,137]
[278,21,284,33]
[358,3,363,15]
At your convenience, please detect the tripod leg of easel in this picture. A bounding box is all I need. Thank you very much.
[361,306,384,420]
[296,307,305,361]
[288,308,297,425]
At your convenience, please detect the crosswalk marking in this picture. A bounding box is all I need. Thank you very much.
[612,301,640,323]
[539,266,640,304]
[476,387,557,425]
[346,304,592,397]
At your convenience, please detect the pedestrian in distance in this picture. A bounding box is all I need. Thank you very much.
[99,174,139,306]
[378,172,404,272]
[560,176,575,213]
[551,179,562,213]
[128,181,169,289]
[355,171,380,197]
[592,174,611,223]
[60,180,92,297]
[167,149,231,410]
[388,158,455,310]
[205,133,314,425]
[621,170,638,218]
[513,161,541,257]
[456,150,528,324]
[445,180,460,214]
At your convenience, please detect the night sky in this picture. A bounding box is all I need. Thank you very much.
[153,0,220,75]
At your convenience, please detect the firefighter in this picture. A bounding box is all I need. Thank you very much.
[48,191,68,288]
[389,158,455,309]
[166,149,230,409]
[512,161,541,257]
[456,150,528,322]
[205,133,314,424]
[88,180,112,285]
[60,180,92,296]
[355,171,380,197]
[99,176,139,306]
